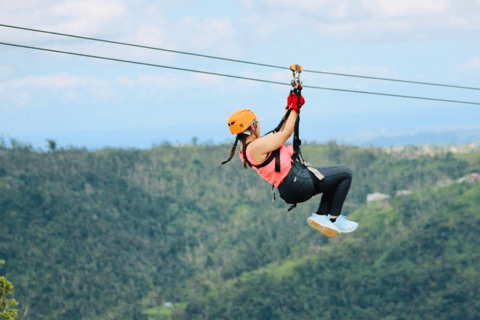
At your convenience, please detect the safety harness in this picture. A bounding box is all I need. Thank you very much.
[242,65,308,210]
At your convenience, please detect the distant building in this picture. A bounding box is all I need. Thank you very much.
[367,193,390,202]
[436,179,454,187]
[457,173,479,183]
[396,190,413,196]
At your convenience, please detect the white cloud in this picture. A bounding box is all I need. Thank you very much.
[138,74,183,89]
[120,24,179,61]
[137,72,226,90]
[0,73,112,109]
[132,26,170,48]
[190,73,223,86]
[118,76,135,86]
[8,73,108,89]
[179,16,236,51]
[49,0,127,34]
[116,14,242,63]
[138,74,165,86]
[0,65,16,80]
[266,0,328,11]
[1,2,243,66]
[469,57,480,69]
[0,91,32,110]
[266,0,450,18]
[259,0,480,37]
[0,0,127,41]
[0,0,41,10]
[447,14,480,29]
[362,0,450,18]
[457,56,480,71]
[315,18,420,37]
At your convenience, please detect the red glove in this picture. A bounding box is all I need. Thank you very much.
[286,91,305,113]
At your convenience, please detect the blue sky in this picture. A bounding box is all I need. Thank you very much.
[0,0,479,150]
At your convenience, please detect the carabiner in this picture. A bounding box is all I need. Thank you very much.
[290,64,303,91]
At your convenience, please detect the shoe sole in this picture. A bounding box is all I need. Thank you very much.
[307,219,339,237]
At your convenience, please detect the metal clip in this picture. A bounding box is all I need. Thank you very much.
[290,64,303,90]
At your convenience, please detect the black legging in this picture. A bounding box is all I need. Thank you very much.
[312,166,352,217]
[277,162,352,216]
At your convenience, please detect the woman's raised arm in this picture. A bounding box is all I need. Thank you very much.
[250,110,298,155]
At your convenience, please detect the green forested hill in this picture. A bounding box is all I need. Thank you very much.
[0,138,478,320]
[174,183,480,319]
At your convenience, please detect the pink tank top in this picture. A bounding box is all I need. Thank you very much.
[239,144,294,187]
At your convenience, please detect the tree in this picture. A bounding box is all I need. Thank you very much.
[0,260,18,320]
[191,137,198,146]
[47,140,56,152]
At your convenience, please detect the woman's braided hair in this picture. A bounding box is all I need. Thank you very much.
[220,132,250,168]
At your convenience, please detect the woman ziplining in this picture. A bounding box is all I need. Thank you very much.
[221,65,358,237]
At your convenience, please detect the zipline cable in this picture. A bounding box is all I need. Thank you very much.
[302,69,480,91]
[1,23,479,92]
[1,41,479,106]
[0,24,286,70]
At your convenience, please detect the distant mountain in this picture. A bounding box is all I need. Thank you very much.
[339,127,480,146]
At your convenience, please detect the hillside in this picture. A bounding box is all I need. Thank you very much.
[168,182,480,319]
[0,138,478,320]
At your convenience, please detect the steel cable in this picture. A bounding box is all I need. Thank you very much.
[1,41,479,106]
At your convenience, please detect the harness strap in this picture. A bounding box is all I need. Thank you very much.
[242,146,281,172]
[264,108,293,136]
[242,89,304,210]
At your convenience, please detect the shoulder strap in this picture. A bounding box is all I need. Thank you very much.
[242,105,300,173]
[245,107,291,173]
[242,144,281,172]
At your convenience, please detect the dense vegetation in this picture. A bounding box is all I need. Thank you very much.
[0,138,478,320]
[177,183,480,319]
[0,260,19,320]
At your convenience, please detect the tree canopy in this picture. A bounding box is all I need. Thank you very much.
[0,138,478,319]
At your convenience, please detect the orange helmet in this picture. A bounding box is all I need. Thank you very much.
[227,109,257,135]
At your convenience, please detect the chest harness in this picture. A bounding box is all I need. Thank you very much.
[242,65,308,210]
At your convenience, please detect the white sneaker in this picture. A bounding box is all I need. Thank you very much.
[332,215,358,233]
[307,213,340,237]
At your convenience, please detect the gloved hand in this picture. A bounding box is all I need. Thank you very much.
[286,91,305,113]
